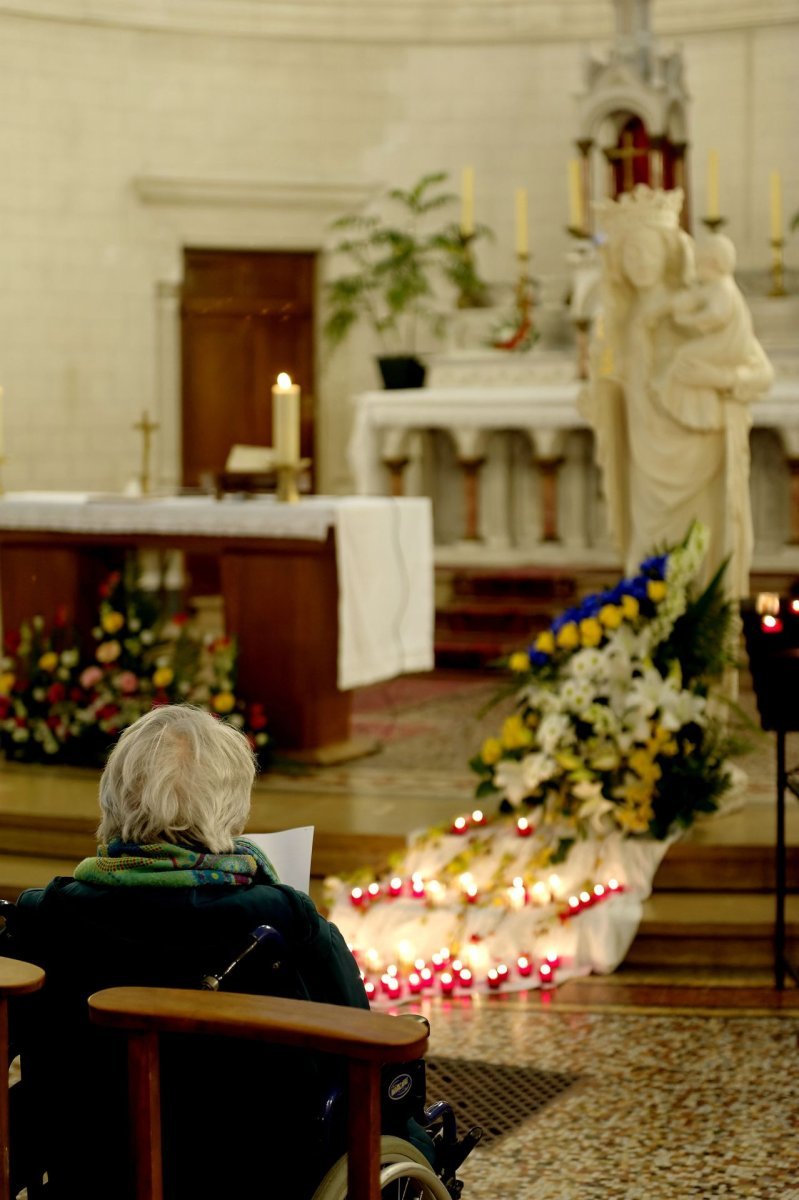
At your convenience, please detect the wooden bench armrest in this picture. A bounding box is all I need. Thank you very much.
[89,987,428,1063]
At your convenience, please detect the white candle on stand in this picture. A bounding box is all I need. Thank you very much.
[568,159,584,231]
[515,187,529,256]
[0,387,5,459]
[706,149,720,219]
[272,373,300,465]
[770,171,783,241]
[461,166,475,238]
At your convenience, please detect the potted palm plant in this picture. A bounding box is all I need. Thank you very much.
[324,172,490,388]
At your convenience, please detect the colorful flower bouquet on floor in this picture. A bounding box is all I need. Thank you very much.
[325,523,743,1006]
[0,569,269,766]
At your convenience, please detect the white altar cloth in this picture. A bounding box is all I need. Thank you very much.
[0,493,435,691]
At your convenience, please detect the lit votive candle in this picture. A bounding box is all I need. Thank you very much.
[517,955,533,978]
[440,971,456,995]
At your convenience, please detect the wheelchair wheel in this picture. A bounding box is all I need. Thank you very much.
[311,1134,452,1200]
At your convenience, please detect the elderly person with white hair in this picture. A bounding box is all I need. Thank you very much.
[9,705,369,1200]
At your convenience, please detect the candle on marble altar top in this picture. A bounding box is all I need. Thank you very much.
[461,166,475,238]
[770,171,783,241]
[272,372,300,465]
[706,149,720,219]
[515,187,529,257]
[568,159,584,230]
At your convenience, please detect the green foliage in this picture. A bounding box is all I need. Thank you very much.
[324,172,492,353]
[653,558,737,689]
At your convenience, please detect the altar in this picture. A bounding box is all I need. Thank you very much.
[348,349,799,571]
[0,494,434,755]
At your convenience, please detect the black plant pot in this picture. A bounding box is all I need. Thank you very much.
[377,356,426,390]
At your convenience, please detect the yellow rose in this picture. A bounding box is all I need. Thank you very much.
[212,691,236,714]
[96,640,121,664]
[101,610,125,635]
[647,580,667,603]
[620,595,639,621]
[534,630,555,655]
[508,651,531,674]
[555,622,579,650]
[579,617,603,648]
[152,666,174,689]
[38,652,59,672]
[481,736,503,765]
[501,713,533,750]
[599,604,622,630]
[0,672,15,695]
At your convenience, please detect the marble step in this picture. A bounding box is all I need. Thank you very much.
[631,891,799,969]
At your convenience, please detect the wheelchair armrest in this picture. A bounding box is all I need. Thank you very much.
[88,986,429,1063]
[0,957,45,999]
[89,988,429,1200]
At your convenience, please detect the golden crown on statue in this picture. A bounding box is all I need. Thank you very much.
[595,184,684,236]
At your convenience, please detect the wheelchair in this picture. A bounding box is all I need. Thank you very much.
[1,902,481,1200]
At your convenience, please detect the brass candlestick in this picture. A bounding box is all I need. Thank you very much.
[516,252,532,318]
[133,410,159,495]
[275,459,310,504]
[770,238,787,297]
[454,231,489,309]
[701,215,727,233]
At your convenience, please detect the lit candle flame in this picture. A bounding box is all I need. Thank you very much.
[276,372,292,388]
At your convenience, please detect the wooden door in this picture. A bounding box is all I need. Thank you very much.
[181,250,315,487]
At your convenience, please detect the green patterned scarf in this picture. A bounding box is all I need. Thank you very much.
[74,837,279,889]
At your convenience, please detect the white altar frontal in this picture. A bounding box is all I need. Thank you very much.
[349,313,799,575]
[0,494,434,755]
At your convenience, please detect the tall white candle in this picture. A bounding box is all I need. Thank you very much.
[706,149,720,219]
[515,187,529,256]
[568,159,584,230]
[0,387,4,460]
[461,166,475,238]
[272,372,300,465]
[770,170,783,241]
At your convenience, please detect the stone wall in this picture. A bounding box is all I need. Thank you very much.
[0,4,795,494]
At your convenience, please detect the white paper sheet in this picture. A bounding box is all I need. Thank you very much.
[244,827,314,893]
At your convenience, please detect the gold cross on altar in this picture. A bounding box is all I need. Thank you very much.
[606,131,649,192]
[133,409,159,495]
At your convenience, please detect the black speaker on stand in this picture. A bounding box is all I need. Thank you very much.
[741,595,799,989]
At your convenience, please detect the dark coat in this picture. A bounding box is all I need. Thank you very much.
[10,875,368,1200]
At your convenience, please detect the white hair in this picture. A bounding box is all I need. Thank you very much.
[98,705,257,853]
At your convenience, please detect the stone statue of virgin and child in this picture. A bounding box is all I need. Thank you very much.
[582,186,773,600]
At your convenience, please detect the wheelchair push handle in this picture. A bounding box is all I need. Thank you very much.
[200,924,286,991]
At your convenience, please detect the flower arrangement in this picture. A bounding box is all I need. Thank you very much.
[324,523,741,1006]
[0,569,269,765]
[470,523,737,856]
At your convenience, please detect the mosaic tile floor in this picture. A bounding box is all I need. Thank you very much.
[422,999,799,1199]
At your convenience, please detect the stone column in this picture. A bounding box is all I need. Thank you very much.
[526,429,567,543]
[450,428,488,543]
